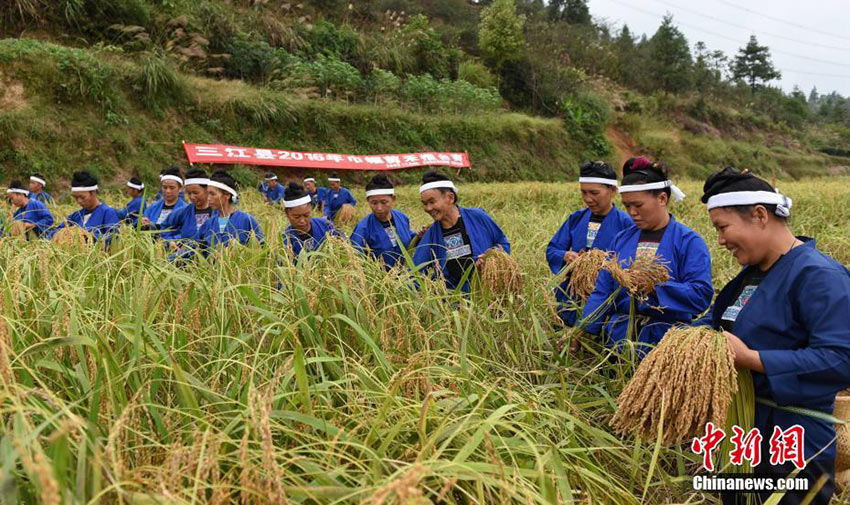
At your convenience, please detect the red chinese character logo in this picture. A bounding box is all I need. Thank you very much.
[691,422,726,471]
[729,426,763,467]
[769,425,806,470]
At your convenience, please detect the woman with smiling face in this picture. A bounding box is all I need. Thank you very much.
[547,161,632,327]
[350,174,415,269]
[699,167,850,505]
[412,170,510,292]
[579,157,713,353]
[197,171,264,251]
[282,182,339,259]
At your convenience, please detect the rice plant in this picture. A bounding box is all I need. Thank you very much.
[1,178,848,504]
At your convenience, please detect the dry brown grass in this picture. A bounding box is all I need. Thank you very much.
[611,326,738,445]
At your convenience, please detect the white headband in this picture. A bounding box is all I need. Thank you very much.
[328,177,341,182]
[6,188,29,195]
[365,188,395,197]
[619,180,686,202]
[72,185,98,192]
[419,181,457,194]
[579,177,619,187]
[206,180,238,198]
[127,181,144,191]
[284,195,313,208]
[30,176,46,186]
[706,190,793,217]
[184,178,210,186]
[304,178,316,183]
[160,174,183,186]
[265,175,278,181]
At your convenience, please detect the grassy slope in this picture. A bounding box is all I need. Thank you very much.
[0,38,842,193]
[0,38,577,190]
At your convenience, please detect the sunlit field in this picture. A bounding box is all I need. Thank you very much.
[1,178,848,504]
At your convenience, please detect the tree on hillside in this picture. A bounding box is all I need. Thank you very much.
[731,35,781,94]
[479,0,526,68]
[648,15,692,93]
[547,0,590,24]
[693,41,728,94]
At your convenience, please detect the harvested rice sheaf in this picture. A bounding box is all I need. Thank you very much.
[9,220,27,237]
[566,249,609,300]
[607,254,670,301]
[479,248,523,295]
[611,326,739,446]
[53,226,91,248]
[334,204,356,227]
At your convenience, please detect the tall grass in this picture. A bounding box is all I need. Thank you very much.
[1,179,849,504]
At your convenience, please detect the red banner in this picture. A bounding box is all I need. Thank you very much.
[183,143,471,171]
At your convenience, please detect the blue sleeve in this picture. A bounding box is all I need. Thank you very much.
[547,218,573,275]
[322,193,332,218]
[692,306,716,327]
[118,206,128,220]
[412,230,435,268]
[250,215,265,245]
[760,266,850,405]
[100,209,121,238]
[350,222,368,253]
[158,207,182,239]
[36,207,54,232]
[348,189,356,206]
[653,234,714,316]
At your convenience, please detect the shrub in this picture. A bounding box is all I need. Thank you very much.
[458,60,496,89]
[223,37,278,83]
[366,68,401,104]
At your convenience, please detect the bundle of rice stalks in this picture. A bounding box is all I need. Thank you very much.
[334,204,356,227]
[607,255,670,301]
[611,326,739,446]
[566,249,609,300]
[9,220,27,237]
[718,369,755,473]
[478,248,523,295]
[53,226,91,248]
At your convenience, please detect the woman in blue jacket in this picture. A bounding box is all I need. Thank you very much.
[413,170,510,292]
[7,179,54,238]
[350,174,415,269]
[48,171,120,243]
[197,171,264,251]
[547,161,632,326]
[282,182,340,258]
[580,159,713,353]
[323,173,356,222]
[142,166,187,234]
[699,167,850,505]
[117,177,147,226]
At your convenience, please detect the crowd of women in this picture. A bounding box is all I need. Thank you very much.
[4,159,850,504]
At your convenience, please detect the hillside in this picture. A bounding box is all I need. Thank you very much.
[1,0,849,190]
